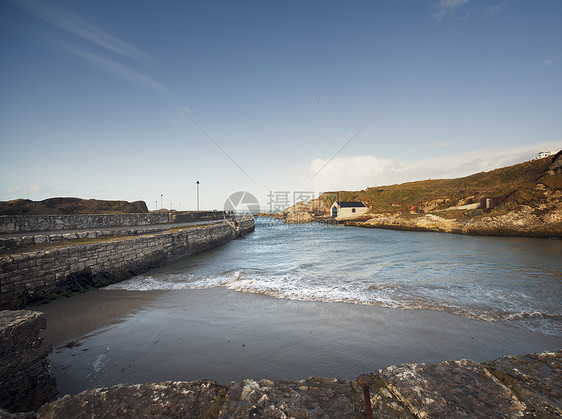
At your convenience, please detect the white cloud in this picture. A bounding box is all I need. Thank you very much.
[487,2,508,15]
[308,155,395,191]
[5,185,43,196]
[432,0,470,21]
[305,142,562,192]
[429,141,451,148]
[544,59,553,66]
[438,0,470,8]
[432,10,448,22]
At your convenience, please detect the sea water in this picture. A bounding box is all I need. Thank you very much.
[42,218,562,394]
[109,217,562,337]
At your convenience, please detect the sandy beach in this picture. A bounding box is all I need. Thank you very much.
[36,287,562,396]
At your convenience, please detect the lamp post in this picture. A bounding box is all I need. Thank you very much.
[161,194,163,210]
[155,200,158,210]
[196,181,200,212]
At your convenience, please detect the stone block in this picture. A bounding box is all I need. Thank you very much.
[376,359,528,418]
[220,377,357,418]
[33,235,48,245]
[0,310,57,413]
[484,351,562,417]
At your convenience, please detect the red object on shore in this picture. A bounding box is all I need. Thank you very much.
[357,374,374,419]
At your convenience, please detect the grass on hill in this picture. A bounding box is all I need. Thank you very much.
[316,157,554,215]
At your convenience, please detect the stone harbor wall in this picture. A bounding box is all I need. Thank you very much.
[0,213,173,234]
[0,310,57,414]
[34,350,561,418]
[0,219,255,310]
[232,218,255,236]
[0,211,226,234]
[0,225,173,254]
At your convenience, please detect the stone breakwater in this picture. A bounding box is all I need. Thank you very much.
[0,310,57,414]
[29,350,561,418]
[0,225,176,254]
[0,211,226,234]
[0,219,254,310]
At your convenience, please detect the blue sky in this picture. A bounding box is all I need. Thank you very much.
[1,0,561,211]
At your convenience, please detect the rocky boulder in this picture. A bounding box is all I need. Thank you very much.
[0,311,57,413]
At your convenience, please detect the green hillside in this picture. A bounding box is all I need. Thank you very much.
[317,157,555,215]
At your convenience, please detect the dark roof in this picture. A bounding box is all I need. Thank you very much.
[336,201,366,208]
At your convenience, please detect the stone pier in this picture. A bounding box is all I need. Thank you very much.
[0,218,254,309]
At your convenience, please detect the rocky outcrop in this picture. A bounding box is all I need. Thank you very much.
[34,350,561,418]
[550,150,562,175]
[281,199,329,224]
[0,311,57,414]
[286,199,330,216]
[359,213,463,234]
[220,377,356,417]
[463,203,562,237]
[356,169,562,238]
[37,381,225,419]
[285,211,315,224]
[0,198,149,216]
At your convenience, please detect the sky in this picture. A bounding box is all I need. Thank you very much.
[1,0,561,212]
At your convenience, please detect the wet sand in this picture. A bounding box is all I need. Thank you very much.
[36,287,562,396]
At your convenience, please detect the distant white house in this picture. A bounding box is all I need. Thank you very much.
[330,201,368,219]
[538,151,553,159]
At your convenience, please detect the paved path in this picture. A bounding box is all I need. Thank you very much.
[0,219,225,240]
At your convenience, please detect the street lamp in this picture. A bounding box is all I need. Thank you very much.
[196,181,200,212]
[161,194,163,210]
[155,200,158,211]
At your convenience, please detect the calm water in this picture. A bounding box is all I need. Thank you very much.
[110,217,562,337]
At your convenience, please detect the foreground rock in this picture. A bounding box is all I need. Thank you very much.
[220,377,356,417]
[34,350,561,418]
[0,311,57,413]
[37,382,225,419]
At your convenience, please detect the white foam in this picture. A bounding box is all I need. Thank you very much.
[105,269,561,337]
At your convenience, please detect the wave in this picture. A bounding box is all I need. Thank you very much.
[107,270,561,337]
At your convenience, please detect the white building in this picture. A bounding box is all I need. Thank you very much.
[330,201,369,219]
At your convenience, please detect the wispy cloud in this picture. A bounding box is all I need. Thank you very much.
[305,142,562,192]
[487,2,509,15]
[59,41,152,87]
[4,0,256,185]
[3,184,48,200]
[429,141,451,148]
[432,0,470,22]
[6,185,43,195]
[7,0,152,64]
[5,0,155,86]
[544,59,553,66]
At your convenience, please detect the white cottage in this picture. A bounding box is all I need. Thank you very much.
[330,201,368,219]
